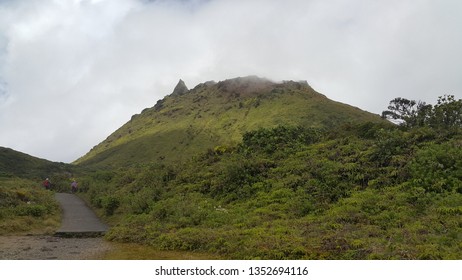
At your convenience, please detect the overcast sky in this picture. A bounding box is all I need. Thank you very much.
[0,0,461,163]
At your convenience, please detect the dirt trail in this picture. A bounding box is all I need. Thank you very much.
[0,235,111,260]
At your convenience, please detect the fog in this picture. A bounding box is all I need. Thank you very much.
[0,0,461,162]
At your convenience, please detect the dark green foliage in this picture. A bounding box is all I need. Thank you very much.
[410,140,462,193]
[381,97,431,127]
[0,147,73,180]
[16,204,48,217]
[370,128,411,167]
[431,95,462,129]
[382,95,462,130]
[3,85,460,259]
[241,126,323,155]
[103,196,120,216]
[208,157,274,201]
[76,108,462,259]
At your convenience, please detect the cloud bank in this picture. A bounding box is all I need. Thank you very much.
[0,0,461,162]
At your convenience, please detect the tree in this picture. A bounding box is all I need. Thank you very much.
[382,95,462,129]
[381,98,430,127]
[431,95,462,129]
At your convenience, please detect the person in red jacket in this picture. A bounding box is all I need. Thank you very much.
[43,178,50,190]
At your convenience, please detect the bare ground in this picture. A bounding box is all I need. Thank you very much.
[0,235,112,260]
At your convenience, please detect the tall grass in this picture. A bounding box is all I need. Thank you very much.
[0,178,60,235]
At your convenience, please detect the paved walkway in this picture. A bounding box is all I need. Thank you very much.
[54,193,108,237]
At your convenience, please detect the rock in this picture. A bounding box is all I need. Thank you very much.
[171,79,189,96]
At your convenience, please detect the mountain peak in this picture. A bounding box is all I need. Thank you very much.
[216,76,275,97]
[75,76,384,167]
[171,79,189,96]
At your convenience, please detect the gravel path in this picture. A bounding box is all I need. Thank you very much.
[0,235,112,260]
[54,193,108,236]
[0,193,112,260]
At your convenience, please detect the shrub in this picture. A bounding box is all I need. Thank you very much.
[103,196,120,216]
[18,204,48,217]
[241,126,323,154]
[410,141,462,193]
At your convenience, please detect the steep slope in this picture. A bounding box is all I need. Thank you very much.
[0,147,70,179]
[79,112,462,259]
[75,76,383,167]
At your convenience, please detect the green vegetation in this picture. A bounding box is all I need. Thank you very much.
[1,76,461,260]
[0,177,60,234]
[382,95,462,129]
[75,77,382,168]
[77,110,461,259]
[0,147,71,179]
[0,147,74,236]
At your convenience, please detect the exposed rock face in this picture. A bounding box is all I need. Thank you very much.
[171,79,189,96]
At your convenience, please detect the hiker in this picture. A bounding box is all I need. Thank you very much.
[43,178,51,190]
[71,180,78,193]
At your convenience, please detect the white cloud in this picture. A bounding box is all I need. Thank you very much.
[0,0,461,162]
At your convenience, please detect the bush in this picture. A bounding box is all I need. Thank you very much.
[410,140,462,193]
[103,196,120,216]
[0,178,60,234]
[241,126,323,154]
[16,204,48,217]
[68,113,462,259]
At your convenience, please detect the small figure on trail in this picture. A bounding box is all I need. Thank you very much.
[71,180,78,193]
[43,178,51,190]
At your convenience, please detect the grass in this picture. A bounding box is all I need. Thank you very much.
[0,147,72,179]
[0,178,61,235]
[102,242,222,260]
[75,76,383,167]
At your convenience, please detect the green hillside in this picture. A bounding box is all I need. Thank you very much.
[75,76,383,167]
[3,75,458,259]
[71,76,461,259]
[0,147,70,179]
[0,148,66,234]
[78,117,462,259]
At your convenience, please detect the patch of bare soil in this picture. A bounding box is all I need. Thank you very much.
[0,235,112,260]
